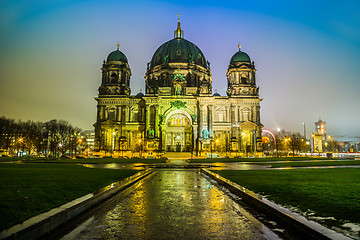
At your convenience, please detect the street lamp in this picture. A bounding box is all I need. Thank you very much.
[302,123,306,140]
[18,138,23,156]
[58,143,62,158]
[112,132,116,152]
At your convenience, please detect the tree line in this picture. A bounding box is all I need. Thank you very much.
[0,116,82,156]
[262,130,309,157]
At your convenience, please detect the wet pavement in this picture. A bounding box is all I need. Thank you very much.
[61,170,275,240]
[83,159,360,171]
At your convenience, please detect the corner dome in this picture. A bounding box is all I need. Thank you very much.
[107,46,128,63]
[230,51,251,63]
[149,21,207,69]
[230,45,251,63]
[135,91,144,98]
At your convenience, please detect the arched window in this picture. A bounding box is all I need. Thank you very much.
[167,114,189,126]
[241,108,251,122]
[131,107,139,122]
[107,108,116,121]
[110,72,118,83]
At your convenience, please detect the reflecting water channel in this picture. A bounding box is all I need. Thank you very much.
[83,161,360,171]
[83,162,268,171]
[61,170,273,240]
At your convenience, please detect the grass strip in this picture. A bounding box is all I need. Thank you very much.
[213,168,360,229]
[252,160,360,168]
[0,163,139,231]
[189,157,332,163]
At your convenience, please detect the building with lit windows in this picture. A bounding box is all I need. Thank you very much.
[93,19,263,157]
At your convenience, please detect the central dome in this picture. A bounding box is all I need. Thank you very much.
[149,21,207,69]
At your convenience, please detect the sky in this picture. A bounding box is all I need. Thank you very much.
[1,0,360,137]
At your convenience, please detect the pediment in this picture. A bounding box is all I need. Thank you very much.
[239,121,257,130]
[101,120,120,126]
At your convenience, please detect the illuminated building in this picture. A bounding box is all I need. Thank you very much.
[311,119,329,153]
[94,19,263,157]
[315,119,326,135]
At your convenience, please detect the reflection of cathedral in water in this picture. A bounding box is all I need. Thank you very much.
[94,19,263,156]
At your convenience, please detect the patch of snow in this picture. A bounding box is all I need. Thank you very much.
[309,216,336,221]
[343,223,360,233]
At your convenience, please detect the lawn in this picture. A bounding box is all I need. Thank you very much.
[189,157,332,163]
[253,160,360,168]
[0,156,167,164]
[0,163,139,231]
[213,168,360,230]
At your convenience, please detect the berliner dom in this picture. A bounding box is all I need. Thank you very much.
[94,18,263,157]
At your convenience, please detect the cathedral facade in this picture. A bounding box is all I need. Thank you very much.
[94,20,263,157]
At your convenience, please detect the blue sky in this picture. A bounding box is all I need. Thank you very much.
[1,0,359,137]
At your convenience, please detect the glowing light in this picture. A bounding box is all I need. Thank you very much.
[262,136,270,143]
[262,129,276,143]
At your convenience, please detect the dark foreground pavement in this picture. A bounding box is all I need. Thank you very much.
[61,170,277,240]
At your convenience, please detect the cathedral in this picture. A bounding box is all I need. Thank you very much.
[94,19,263,157]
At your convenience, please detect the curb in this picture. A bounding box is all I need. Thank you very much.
[201,168,352,240]
[0,169,154,240]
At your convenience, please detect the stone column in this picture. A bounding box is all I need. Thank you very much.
[198,105,203,138]
[155,105,159,137]
[145,105,150,137]
[208,105,213,138]
[128,106,132,122]
[116,106,121,122]
[97,105,101,122]
[100,106,105,120]
[230,106,235,138]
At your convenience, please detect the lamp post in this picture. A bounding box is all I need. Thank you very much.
[302,123,306,140]
[18,138,23,157]
[112,131,116,157]
[58,143,62,158]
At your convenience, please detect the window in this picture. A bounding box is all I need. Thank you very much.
[219,113,224,122]
[168,114,189,126]
[108,110,116,121]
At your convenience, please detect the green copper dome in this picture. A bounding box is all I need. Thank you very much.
[230,50,251,63]
[150,21,207,69]
[150,38,207,68]
[107,48,128,63]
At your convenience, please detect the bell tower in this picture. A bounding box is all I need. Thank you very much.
[226,44,258,97]
[98,44,131,96]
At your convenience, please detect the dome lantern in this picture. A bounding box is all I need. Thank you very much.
[174,14,184,39]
